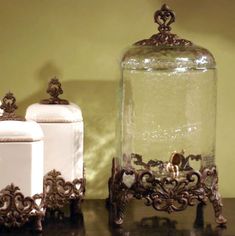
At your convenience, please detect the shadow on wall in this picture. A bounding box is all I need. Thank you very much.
[17,62,118,199]
[155,0,235,41]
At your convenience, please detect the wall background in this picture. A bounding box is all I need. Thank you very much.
[0,0,234,198]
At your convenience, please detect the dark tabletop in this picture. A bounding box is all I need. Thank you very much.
[0,199,234,236]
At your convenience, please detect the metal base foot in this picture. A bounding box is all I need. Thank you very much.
[108,156,227,226]
[0,184,44,231]
[43,169,85,218]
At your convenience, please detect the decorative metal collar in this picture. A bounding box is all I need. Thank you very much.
[0,92,25,121]
[40,77,69,105]
[135,4,192,46]
[0,183,44,229]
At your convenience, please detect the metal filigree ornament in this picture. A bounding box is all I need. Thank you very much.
[0,184,44,231]
[135,4,192,46]
[40,77,69,105]
[108,153,227,226]
[0,92,25,121]
[44,170,85,214]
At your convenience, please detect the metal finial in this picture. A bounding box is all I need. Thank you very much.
[40,77,69,105]
[154,4,175,33]
[134,4,192,47]
[0,92,25,121]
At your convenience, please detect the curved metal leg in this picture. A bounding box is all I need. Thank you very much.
[33,213,43,232]
[70,198,82,218]
[205,168,227,226]
[194,202,205,228]
[114,191,132,225]
[209,192,227,225]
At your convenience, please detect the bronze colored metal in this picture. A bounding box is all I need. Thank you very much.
[0,92,25,121]
[130,152,201,172]
[108,154,227,226]
[40,77,69,105]
[0,184,44,231]
[43,169,85,212]
[135,4,192,46]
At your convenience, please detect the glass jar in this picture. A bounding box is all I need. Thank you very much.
[119,4,216,175]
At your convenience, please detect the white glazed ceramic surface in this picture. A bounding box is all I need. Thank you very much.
[26,103,84,181]
[26,103,83,123]
[0,120,43,142]
[40,122,84,180]
[0,141,44,196]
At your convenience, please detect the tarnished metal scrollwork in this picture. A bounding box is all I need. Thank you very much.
[108,155,227,226]
[40,77,69,105]
[43,169,85,210]
[135,4,192,46]
[201,166,227,225]
[0,92,25,121]
[130,152,201,172]
[0,184,44,231]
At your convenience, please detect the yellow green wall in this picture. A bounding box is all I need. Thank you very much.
[0,0,234,198]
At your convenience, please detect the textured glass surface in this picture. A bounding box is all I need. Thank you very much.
[119,45,217,171]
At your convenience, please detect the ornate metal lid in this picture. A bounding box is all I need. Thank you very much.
[40,77,69,105]
[0,92,25,121]
[135,4,192,47]
[122,4,215,70]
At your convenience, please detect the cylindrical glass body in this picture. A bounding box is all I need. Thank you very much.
[119,46,216,171]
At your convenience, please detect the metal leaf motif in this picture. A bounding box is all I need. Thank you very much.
[0,184,43,228]
[44,169,85,210]
[108,156,227,226]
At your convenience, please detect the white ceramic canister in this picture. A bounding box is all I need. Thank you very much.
[26,78,84,186]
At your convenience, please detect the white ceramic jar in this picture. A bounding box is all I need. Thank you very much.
[26,102,84,181]
[0,93,44,197]
[0,92,44,231]
[25,78,84,211]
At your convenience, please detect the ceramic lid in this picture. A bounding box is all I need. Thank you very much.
[26,77,83,123]
[26,103,83,123]
[0,92,43,142]
[0,120,43,142]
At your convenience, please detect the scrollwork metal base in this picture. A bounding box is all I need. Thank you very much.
[108,156,227,226]
[0,184,44,231]
[43,169,85,217]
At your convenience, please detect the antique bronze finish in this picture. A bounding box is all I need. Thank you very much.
[0,92,25,121]
[0,184,44,231]
[135,4,192,46]
[108,154,227,226]
[43,169,85,216]
[40,77,69,105]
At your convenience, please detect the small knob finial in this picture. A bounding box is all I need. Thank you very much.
[40,77,69,105]
[47,76,64,99]
[0,92,17,114]
[0,92,25,121]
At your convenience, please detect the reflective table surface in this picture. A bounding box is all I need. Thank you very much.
[0,199,234,236]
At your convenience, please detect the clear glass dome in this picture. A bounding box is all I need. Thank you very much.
[118,4,216,175]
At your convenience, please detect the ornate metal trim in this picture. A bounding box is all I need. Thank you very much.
[108,154,227,226]
[129,152,201,172]
[0,184,44,231]
[135,4,192,46]
[40,77,69,105]
[43,169,85,210]
[0,92,25,121]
